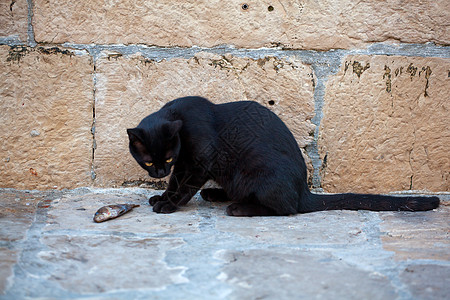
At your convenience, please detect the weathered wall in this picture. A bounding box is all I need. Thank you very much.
[0,46,93,189]
[32,0,450,49]
[319,56,449,193]
[1,0,449,192]
[94,53,315,187]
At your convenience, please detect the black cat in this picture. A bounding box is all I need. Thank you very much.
[127,96,439,216]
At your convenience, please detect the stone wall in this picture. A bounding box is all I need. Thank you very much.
[1,0,449,192]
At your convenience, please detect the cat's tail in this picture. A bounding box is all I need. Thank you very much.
[301,192,440,213]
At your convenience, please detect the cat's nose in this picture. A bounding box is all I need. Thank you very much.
[157,169,166,177]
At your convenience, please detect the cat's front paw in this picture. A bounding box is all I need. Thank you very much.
[153,200,177,214]
[149,194,165,206]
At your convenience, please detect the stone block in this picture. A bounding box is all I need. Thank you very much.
[216,248,396,299]
[32,0,449,49]
[0,0,28,43]
[1,189,449,298]
[0,191,42,241]
[0,190,46,294]
[94,52,314,187]
[38,235,187,294]
[0,247,17,294]
[215,210,366,245]
[319,55,450,193]
[400,264,450,300]
[44,191,202,234]
[379,204,450,260]
[0,46,94,189]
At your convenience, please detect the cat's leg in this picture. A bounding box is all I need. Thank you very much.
[149,165,185,206]
[226,202,276,217]
[200,189,230,202]
[225,178,298,217]
[225,167,302,217]
[153,172,208,213]
[225,191,276,216]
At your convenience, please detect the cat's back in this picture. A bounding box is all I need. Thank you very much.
[215,101,290,135]
[214,101,300,153]
[163,98,298,150]
[162,96,213,112]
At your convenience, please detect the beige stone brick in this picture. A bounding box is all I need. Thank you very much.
[319,55,450,193]
[0,46,94,189]
[94,52,314,187]
[0,0,28,42]
[33,0,449,50]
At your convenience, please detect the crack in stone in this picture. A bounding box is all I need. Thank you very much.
[422,66,432,97]
[408,125,417,190]
[383,65,392,93]
[91,62,97,181]
[10,0,16,12]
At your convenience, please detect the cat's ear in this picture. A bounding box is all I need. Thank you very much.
[127,128,146,151]
[164,120,183,139]
[127,128,142,142]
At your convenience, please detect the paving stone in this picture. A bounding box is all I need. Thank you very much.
[94,52,314,187]
[0,247,18,294]
[216,248,397,300]
[0,46,94,189]
[0,191,42,242]
[38,235,187,294]
[215,210,367,245]
[1,189,448,299]
[319,55,450,193]
[0,190,53,294]
[400,264,450,300]
[33,0,449,49]
[44,190,201,235]
[379,201,450,260]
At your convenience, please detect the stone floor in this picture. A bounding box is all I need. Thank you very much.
[0,188,449,300]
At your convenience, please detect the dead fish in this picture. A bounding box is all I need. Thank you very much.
[93,204,140,223]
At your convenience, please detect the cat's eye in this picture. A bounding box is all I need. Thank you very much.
[144,162,153,167]
[166,158,173,163]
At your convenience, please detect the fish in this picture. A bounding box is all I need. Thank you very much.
[93,204,140,223]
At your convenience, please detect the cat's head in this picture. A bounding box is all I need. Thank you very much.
[127,120,182,178]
